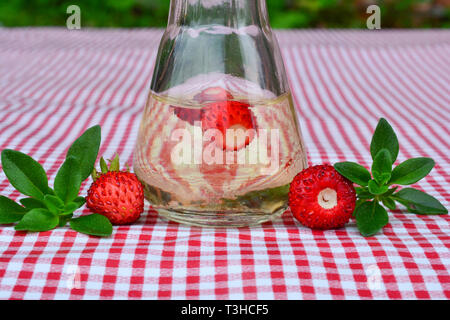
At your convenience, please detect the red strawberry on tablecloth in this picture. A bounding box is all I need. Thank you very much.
[86,155,144,225]
[289,164,356,229]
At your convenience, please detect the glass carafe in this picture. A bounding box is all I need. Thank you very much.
[133,0,307,227]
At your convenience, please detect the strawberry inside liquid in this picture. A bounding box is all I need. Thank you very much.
[171,87,257,151]
[201,100,256,151]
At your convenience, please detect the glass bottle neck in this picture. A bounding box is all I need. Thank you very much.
[168,0,270,28]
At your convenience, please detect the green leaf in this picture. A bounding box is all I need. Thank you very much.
[389,158,435,185]
[381,186,398,198]
[354,199,366,216]
[355,201,389,237]
[370,118,399,164]
[0,196,27,224]
[355,187,374,200]
[368,180,389,195]
[100,157,108,174]
[43,195,64,214]
[371,149,392,185]
[73,196,86,208]
[393,188,447,215]
[382,197,397,210]
[54,156,81,203]
[70,214,113,237]
[334,162,371,186]
[109,154,119,171]
[61,202,79,215]
[15,208,59,232]
[1,149,48,200]
[91,168,99,181]
[20,198,45,210]
[58,214,73,227]
[66,125,101,181]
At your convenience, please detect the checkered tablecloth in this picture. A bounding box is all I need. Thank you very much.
[0,28,449,300]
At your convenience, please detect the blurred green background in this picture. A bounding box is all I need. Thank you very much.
[0,0,448,28]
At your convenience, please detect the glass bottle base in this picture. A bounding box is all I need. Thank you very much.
[154,206,287,228]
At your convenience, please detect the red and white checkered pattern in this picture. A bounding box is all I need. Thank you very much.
[0,28,449,299]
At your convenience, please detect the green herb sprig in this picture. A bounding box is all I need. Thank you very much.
[0,126,112,237]
[334,118,447,237]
